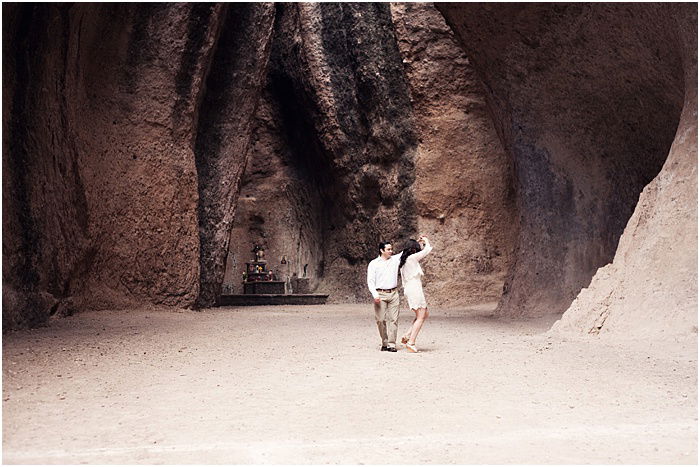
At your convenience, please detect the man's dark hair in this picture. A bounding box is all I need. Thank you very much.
[379,241,391,253]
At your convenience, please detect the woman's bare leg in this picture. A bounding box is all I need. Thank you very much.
[408,307,429,345]
[402,312,418,342]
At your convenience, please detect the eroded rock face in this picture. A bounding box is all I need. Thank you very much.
[551,6,697,337]
[3,4,94,327]
[225,3,420,302]
[391,3,517,307]
[3,4,274,326]
[194,4,275,307]
[224,3,518,306]
[438,3,690,321]
[4,3,695,335]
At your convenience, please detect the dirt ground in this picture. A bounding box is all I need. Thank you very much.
[2,303,697,464]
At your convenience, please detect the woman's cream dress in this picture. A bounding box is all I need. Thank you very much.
[400,239,433,310]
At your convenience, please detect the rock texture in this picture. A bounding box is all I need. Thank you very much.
[390,3,517,307]
[438,3,691,325]
[3,4,274,327]
[552,6,698,337]
[3,4,93,327]
[4,3,695,335]
[194,5,275,307]
[224,3,420,302]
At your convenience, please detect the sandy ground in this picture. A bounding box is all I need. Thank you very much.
[2,303,697,464]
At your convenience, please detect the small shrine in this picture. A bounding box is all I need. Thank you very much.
[218,243,329,306]
[242,245,285,294]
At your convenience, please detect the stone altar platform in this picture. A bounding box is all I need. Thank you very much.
[219,294,329,306]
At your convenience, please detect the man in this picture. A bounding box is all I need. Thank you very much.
[367,241,402,352]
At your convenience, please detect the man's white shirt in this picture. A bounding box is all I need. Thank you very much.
[367,253,402,299]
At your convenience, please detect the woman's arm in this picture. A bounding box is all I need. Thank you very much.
[410,237,432,261]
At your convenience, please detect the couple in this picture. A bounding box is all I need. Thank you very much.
[366,235,432,353]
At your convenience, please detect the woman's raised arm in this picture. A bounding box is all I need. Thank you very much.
[410,237,432,261]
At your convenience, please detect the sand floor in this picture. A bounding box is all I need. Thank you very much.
[2,303,697,464]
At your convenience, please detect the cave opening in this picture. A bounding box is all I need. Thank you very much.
[221,79,329,296]
[221,5,329,298]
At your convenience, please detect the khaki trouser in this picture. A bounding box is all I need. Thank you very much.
[374,289,399,347]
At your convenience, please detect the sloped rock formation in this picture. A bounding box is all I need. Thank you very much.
[3,4,274,327]
[438,3,693,328]
[551,6,697,337]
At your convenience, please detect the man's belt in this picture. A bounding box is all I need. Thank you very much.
[376,288,397,293]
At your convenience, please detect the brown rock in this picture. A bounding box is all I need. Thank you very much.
[224,3,419,302]
[390,3,517,307]
[2,4,273,326]
[225,3,517,308]
[3,4,92,327]
[552,6,697,337]
[67,4,222,311]
[438,3,691,321]
[4,3,695,336]
[195,4,275,307]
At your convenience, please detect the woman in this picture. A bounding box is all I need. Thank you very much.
[399,235,432,352]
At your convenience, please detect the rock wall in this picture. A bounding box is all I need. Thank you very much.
[438,3,690,321]
[552,6,697,337]
[223,3,518,306]
[4,3,695,334]
[3,4,94,327]
[391,3,517,307]
[194,5,275,307]
[3,4,274,327]
[225,3,420,302]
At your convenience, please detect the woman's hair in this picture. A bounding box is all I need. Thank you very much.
[399,239,422,271]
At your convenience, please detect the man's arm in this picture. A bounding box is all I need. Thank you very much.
[367,261,380,302]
